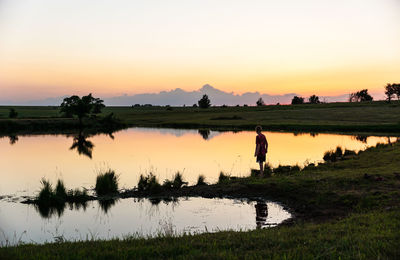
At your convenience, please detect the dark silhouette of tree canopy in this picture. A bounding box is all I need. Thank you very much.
[308,95,320,104]
[349,89,373,102]
[60,94,105,124]
[256,98,265,106]
[291,96,304,105]
[198,94,211,108]
[385,83,400,101]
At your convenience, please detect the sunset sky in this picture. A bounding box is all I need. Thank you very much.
[0,0,399,101]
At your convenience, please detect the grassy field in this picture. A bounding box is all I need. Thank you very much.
[1,101,400,133]
[1,141,400,259]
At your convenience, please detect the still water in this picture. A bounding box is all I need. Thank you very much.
[0,198,291,245]
[0,127,395,197]
[0,127,395,245]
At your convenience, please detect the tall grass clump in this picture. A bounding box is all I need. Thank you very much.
[137,173,161,193]
[95,170,119,196]
[196,175,207,186]
[163,172,188,190]
[38,178,54,204]
[55,180,67,200]
[218,172,231,184]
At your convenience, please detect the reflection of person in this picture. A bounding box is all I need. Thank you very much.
[254,125,268,176]
[255,202,268,229]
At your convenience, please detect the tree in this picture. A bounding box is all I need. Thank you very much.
[385,83,396,102]
[291,96,304,105]
[393,83,400,100]
[256,98,265,106]
[349,89,373,102]
[60,94,105,124]
[308,95,320,104]
[198,94,211,108]
[8,108,18,118]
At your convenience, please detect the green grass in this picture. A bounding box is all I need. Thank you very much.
[1,100,400,133]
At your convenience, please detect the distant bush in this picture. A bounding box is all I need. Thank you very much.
[256,98,265,106]
[308,95,320,104]
[349,89,373,102]
[198,94,211,108]
[8,108,18,118]
[291,96,304,105]
[196,175,207,186]
[95,170,119,196]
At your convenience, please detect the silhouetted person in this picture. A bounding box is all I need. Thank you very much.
[254,126,268,176]
[255,201,268,229]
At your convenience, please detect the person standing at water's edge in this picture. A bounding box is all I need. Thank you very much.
[254,126,268,176]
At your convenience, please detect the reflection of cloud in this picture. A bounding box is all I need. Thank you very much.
[130,127,223,139]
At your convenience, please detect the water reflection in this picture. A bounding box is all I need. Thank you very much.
[0,128,397,197]
[70,132,95,158]
[98,198,118,213]
[8,135,18,145]
[198,129,210,140]
[35,200,89,219]
[255,201,268,229]
[1,198,291,244]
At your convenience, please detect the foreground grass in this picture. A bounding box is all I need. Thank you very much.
[1,100,400,133]
[0,210,398,259]
[2,142,400,259]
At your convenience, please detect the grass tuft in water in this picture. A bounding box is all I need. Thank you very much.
[218,172,231,184]
[95,170,119,196]
[137,173,161,193]
[196,175,207,186]
[38,178,54,204]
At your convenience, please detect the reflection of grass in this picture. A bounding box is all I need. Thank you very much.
[35,179,90,218]
[95,170,119,196]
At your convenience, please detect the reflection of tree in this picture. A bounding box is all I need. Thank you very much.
[354,135,368,143]
[309,132,318,138]
[255,201,268,229]
[8,135,18,145]
[198,129,210,140]
[70,132,94,158]
[98,198,118,213]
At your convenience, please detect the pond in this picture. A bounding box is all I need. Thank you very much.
[0,197,291,245]
[0,127,396,245]
[0,127,396,197]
